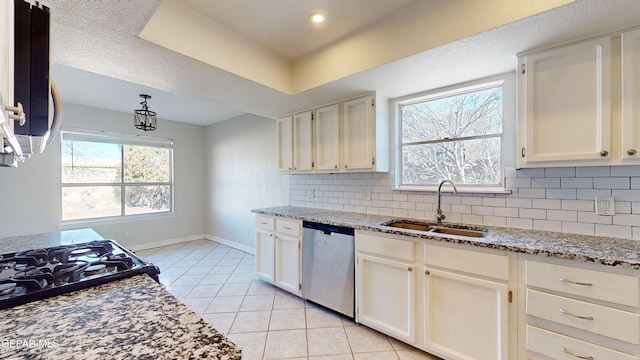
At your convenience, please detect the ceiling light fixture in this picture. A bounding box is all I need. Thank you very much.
[310,13,325,23]
[134,94,157,131]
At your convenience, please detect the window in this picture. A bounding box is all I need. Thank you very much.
[61,130,173,222]
[395,78,506,191]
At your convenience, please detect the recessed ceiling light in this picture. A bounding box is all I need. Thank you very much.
[310,13,325,23]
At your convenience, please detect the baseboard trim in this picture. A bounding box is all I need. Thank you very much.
[205,234,255,255]
[127,234,205,252]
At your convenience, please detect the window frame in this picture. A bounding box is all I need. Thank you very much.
[59,128,175,225]
[392,74,514,193]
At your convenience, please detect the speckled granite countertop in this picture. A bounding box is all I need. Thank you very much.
[253,206,640,270]
[0,229,241,360]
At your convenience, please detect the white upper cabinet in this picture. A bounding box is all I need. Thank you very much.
[0,1,14,111]
[314,104,340,172]
[518,36,612,168]
[293,111,313,172]
[343,95,376,171]
[276,116,293,172]
[622,28,640,161]
[277,111,313,173]
[275,93,389,174]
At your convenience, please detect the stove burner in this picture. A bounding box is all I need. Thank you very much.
[52,261,89,285]
[0,283,16,296]
[84,264,107,276]
[0,239,160,309]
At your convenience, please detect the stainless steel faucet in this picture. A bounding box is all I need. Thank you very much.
[436,179,458,225]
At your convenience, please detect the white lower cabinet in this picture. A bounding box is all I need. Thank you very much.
[255,215,301,296]
[424,269,509,360]
[355,231,514,360]
[521,257,640,360]
[356,231,416,343]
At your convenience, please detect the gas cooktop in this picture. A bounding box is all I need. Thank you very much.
[0,240,160,310]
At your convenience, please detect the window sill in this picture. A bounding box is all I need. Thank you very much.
[391,185,512,194]
[58,212,175,230]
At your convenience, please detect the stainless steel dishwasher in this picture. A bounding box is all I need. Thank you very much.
[301,221,355,318]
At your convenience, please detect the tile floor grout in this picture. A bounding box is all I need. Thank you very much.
[136,239,441,360]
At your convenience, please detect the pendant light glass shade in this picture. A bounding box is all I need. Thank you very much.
[134,94,157,131]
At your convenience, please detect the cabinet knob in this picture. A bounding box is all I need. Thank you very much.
[345,165,348,169]
[425,270,430,275]
[628,149,637,156]
[334,165,338,169]
[407,267,413,272]
[521,147,526,158]
[600,150,609,157]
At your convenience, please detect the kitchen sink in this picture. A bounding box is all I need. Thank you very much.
[381,220,487,238]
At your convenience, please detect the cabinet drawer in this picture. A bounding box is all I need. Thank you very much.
[256,215,275,231]
[526,325,639,360]
[424,244,509,281]
[276,218,300,237]
[357,232,414,262]
[527,289,640,345]
[526,261,639,307]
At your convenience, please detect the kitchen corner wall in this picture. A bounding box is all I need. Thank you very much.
[290,166,640,240]
[205,113,289,252]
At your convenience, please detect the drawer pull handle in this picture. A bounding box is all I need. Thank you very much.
[560,347,594,360]
[260,222,268,225]
[283,226,292,230]
[560,278,593,286]
[560,309,594,320]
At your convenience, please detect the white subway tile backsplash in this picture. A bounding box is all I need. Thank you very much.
[561,178,593,189]
[545,188,577,200]
[531,177,560,188]
[483,216,507,227]
[576,167,611,177]
[611,166,640,177]
[519,208,547,219]
[562,222,595,236]
[545,167,576,177]
[595,224,632,239]
[613,214,640,226]
[290,166,640,240]
[533,219,562,232]
[612,190,640,201]
[577,211,612,225]
[546,210,578,222]
[593,177,630,189]
[532,199,561,210]
[577,189,611,200]
[518,188,546,199]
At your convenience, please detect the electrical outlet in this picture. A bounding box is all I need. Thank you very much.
[361,190,372,201]
[595,196,615,216]
[125,229,132,237]
[309,188,315,198]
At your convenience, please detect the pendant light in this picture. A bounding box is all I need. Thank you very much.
[134,94,157,131]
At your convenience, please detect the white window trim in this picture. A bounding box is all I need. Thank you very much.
[59,128,175,224]
[391,73,515,194]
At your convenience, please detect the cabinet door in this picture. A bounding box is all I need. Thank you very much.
[275,233,301,295]
[622,28,640,161]
[342,95,375,170]
[293,111,314,172]
[276,116,293,172]
[0,1,13,113]
[424,268,509,360]
[357,253,415,343]
[255,230,275,282]
[518,37,612,167]
[314,104,340,171]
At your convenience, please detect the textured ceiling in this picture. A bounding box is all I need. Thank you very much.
[44,0,640,126]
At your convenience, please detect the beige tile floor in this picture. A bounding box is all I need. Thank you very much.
[136,239,441,360]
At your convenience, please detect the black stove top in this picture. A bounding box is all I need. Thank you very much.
[0,240,160,310]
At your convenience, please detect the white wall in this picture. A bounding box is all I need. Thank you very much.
[205,113,289,252]
[0,102,206,248]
